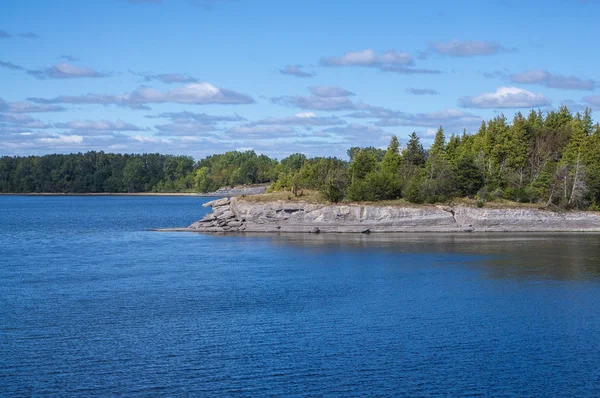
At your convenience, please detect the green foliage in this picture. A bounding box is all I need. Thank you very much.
[320,178,345,203]
[349,149,379,181]
[402,175,424,204]
[381,135,401,174]
[403,132,426,167]
[2,108,599,209]
[347,146,385,162]
[454,155,484,197]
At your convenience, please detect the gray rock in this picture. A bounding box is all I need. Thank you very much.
[203,197,230,208]
[175,197,600,234]
[218,210,235,220]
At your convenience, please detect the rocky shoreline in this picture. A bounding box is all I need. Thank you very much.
[161,197,600,233]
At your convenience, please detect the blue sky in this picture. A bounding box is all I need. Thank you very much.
[1,0,599,159]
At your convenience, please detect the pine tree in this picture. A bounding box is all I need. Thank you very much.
[403,132,426,166]
[381,135,401,175]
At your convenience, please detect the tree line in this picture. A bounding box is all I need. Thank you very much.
[1,107,599,209]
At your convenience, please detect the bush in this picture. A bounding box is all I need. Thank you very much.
[346,179,372,202]
[503,186,540,203]
[419,177,455,204]
[320,179,344,203]
[403,176,424,203]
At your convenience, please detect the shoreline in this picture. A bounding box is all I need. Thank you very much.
[0,192,221,197]
[0,185,268,197]
[164,197,600,234]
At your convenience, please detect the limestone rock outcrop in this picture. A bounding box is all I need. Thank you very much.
[171,197,600,233]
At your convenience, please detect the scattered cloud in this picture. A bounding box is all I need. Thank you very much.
[0,30,10,39]
[226,124,295,139]
[428,39,515,57]
[309,86,355,97]
[583,95,600,108]
[150,111,245,136]
[272,95,360,111]
[55,119,146,132]
[131,70,199,84]
[406,88,440,95]
[155,121,219,136]
[482,70,508,79]
[323,123,385,137]
[345,108,405,119]
[60,55,79,62]
[509,69,596,90]
[318,48,440,74]
[558,99,588,112]
[321,49,414,67]
[249,113,347,127]
[373,109,483,131]
[459,86,551,109]
[39,135,84,145]
[379,66,443,75]
[0,60,25,70]
[0,113,51,129]
[28,62,109,79]
[271,86,396,112]
[148,111,245,124]
[279,65,315,78]
[28,83,255,109]
[0,98,66,113]
[0,60,109,79]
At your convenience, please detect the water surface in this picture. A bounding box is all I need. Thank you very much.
[1,196,600,396]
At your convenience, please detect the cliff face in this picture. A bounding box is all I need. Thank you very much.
[182,197,600,233]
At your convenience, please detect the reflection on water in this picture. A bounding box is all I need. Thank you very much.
[206,232,600,281]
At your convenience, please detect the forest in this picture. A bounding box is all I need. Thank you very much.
[1,107,599,210]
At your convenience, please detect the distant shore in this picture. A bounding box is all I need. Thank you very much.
[0,184,269,198]
[0,192,219,197]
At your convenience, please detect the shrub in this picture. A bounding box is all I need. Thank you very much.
[403,176,424,203]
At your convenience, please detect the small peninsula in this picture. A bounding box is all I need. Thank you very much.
[163,196,600,233]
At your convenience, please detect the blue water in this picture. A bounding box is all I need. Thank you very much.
[1,196,600,396]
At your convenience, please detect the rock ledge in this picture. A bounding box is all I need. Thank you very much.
[166,197,600,233]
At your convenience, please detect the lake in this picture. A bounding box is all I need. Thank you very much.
[1,196,600,396]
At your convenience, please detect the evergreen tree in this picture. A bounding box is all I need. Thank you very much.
[403,132,426,166]
[381,135,401,175]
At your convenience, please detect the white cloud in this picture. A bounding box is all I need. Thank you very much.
[39,135,84,144]
[130,70,199,84]
[279,65,315,78]
[309,86,355,97]
[55,119,145,131]
[321,49,414,67]
[29,83,255,108]
[295,112,316,118]
[249,113,346,127]
[459,87,551,109]
[0,99,66,113]
[510,70,596,91]
[428,40,514,57]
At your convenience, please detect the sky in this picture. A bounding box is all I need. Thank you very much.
[1,0,599,160]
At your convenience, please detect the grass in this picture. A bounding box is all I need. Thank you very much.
[241,190,548,209]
